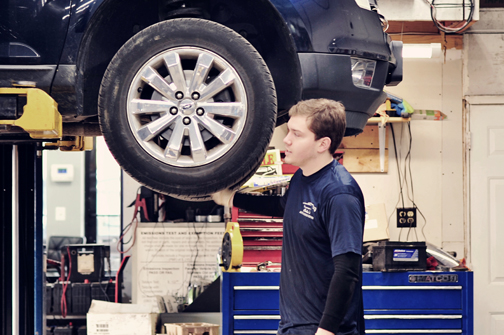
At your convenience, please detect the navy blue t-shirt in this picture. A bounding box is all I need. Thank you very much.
[277,160,365,335]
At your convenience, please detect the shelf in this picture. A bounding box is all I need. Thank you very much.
[367,117,411,124]
[47,315,86,319]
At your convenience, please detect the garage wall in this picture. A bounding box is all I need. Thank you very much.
[271,50,465,258]
[44,151,85,242]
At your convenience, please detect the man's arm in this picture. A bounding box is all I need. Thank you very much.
[212,189,288,217]
[317,252,361,335]
[233,193,285,217]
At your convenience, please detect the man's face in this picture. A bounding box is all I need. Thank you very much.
[283,115,320,168]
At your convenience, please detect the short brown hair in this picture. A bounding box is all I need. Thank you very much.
[288,99,346,154]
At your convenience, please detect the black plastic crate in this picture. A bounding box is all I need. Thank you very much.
[45,283,53,315]
[54,326,73,335]
[52,282,72,315]
[77,326,87,335]
[72,282,91,315]
[91,281,115,302]
[372,241,427,272]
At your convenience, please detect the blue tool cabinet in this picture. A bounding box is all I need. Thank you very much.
[222,271,473,335]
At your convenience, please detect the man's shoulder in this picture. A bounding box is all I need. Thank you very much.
[324,166,363,197]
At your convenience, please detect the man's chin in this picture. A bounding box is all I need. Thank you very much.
[284,157,296,166]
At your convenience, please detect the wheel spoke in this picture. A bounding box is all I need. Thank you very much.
[129,99,176,115]
[164,52,187,94]
[187,120,207,162]
[199,68,235,101]
[196,102,245,119]
[136,113,178,142]
[164,118,185,161]
[197,115,236,144]
[188,53,214,93]
[141,66,177,100]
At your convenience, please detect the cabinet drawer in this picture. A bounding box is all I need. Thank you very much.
[234,286,280,310]
[365,314,462,330]
[363,286,462,309]
[233,331,278,335]
[365,331,462,334]
[234,315,281,330]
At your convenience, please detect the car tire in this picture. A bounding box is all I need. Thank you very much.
[98,18,277,197]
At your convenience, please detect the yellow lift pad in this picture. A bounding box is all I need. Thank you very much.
[0,87,62,139]
[220,222,244,272]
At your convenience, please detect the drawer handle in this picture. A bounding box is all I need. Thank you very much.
[364,314,462,320]
[363,286,462,290]
[234,331,278,334]
[234,315,281,320]
[365,330,462,334]
[234,286,279,290]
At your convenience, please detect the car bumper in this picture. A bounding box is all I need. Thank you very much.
[298,52,389,136]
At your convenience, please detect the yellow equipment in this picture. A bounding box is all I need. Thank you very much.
[0,87,93,151]
[0,88,62,139]
[220,222,243,272]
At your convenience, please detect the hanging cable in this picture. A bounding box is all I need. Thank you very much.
[425,0,474,34]
[60,246,72,318]
[117,187,145,254]
[405,122,427,241]
[115,255,131,303]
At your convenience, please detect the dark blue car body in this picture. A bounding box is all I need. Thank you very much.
[0,0,401,136]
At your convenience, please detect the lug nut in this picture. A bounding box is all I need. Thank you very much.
[175,91,184,99]
[137,87,143,93]
[192,92,200,100]
[183,117,191,125]
[196,108,204,116]
[170,107,178,115]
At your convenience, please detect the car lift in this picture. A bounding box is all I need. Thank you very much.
[0,88,92,335]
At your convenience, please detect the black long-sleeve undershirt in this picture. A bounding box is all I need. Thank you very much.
[319,252,361,334]
[234,192,285,217]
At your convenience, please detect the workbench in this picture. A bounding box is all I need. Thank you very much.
[222,271,473,335]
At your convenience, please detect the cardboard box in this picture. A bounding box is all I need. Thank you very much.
[164,323,219,335]
[87,300,159,335]
[363,203,389,242]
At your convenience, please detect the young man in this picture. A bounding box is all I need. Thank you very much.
[212,99,365,335]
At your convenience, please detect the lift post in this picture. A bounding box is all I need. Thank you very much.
[1,87,93,335]
[0,143,44,335]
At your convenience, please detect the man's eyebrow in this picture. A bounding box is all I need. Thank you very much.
[288,125,301,132]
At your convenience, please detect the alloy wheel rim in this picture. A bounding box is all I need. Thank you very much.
[127,47,247,167]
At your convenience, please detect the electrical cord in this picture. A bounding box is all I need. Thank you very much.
[117,187,143,254]
[391,124,407,241]
[98,255,110,302]
[187,221,202,288]
[425,0,474,33]
[60,246,72,318]
[115,255,131,303]
[406,123,428,240]
[391,123,427,242]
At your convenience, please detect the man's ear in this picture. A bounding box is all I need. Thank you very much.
[318,137,331,153]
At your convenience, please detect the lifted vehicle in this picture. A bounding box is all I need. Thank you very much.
[0,0,402,198]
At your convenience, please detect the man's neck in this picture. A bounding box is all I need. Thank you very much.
[301,154,334,176]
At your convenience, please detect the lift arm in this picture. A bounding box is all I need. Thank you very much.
[0,88,62,139]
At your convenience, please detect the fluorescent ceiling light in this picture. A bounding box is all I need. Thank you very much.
[402,43,442,59]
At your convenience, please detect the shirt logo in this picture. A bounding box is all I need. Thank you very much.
[299,202,317,219]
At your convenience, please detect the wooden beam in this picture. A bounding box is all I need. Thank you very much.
[388,21,440,34]
[390,34,463,49]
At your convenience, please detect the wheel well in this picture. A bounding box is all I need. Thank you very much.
[77,0,300,125]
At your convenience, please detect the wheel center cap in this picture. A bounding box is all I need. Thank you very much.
[180,99,195,115]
